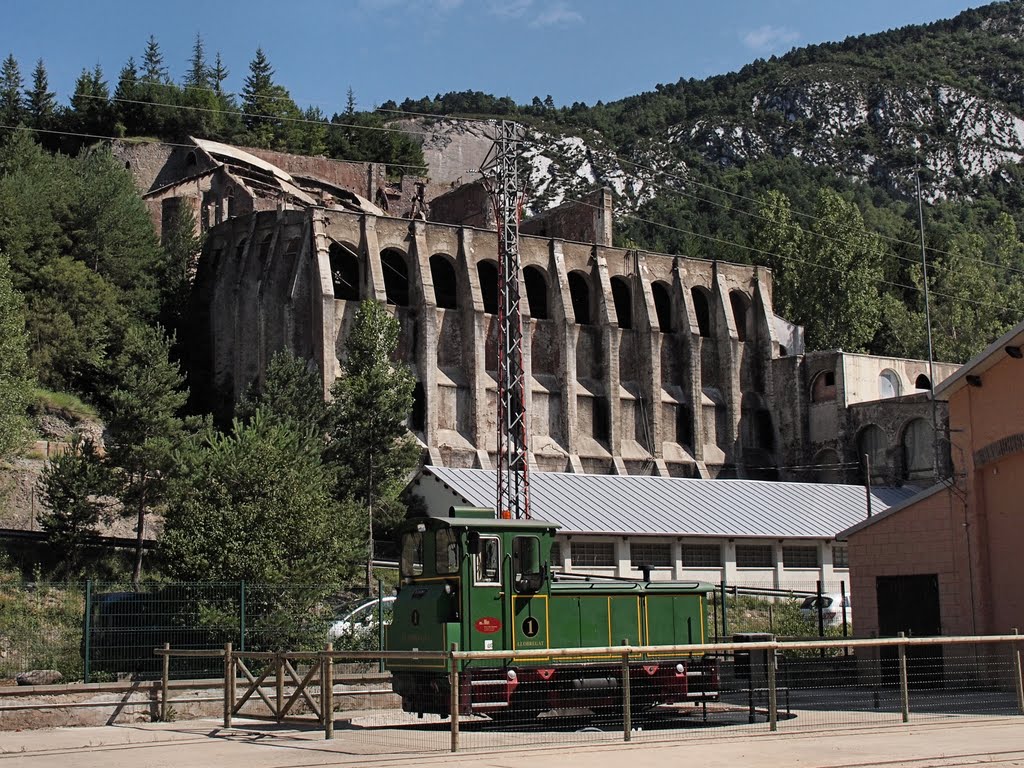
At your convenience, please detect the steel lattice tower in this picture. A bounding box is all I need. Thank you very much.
[483,120,530,519]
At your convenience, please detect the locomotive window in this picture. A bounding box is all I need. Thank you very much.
[436,529,460,575]
[512,536,543,593]
[474,536,502,585]
[400,531,424,577]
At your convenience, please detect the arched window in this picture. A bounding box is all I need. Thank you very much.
[675,402,693,448]
[691,287,711,337]
[477,260,499,314]
[902,418,933,480]
[878,369,902,399]
[524,265,548,319]
[810,370,837,403]
[813,448,843,483]
[329,242,360,300]
[858,425,887,482]
[568,271,592,325]
[915,374,931,390]
[285,237,301,256]
[411,381,426,432]
[610,276,632,330]
[381,248,410,306]
[652,281,674,333]
[730,290,753,342]
[430,255,458,309]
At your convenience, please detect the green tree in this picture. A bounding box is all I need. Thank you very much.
[0,252,32,460]
[104,324,188,586]
[157,203,202,335]
[141,35,169,84]
[37,434,111,571]
[753,190,803,320]
[241,48,301,149]
[0,54,25,129]
[236,349,327,441]
[69,65,113,135]
[24,59,56,130]
[162,410,357,586]
[325,300,418,591]
[113,58,143,136]
[185,33,209,90]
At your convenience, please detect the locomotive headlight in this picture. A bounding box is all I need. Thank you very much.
[443,583,452,595]
[675,664,686,674]
[507,669,517,681]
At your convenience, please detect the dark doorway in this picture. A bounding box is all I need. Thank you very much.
[877,574,943,687]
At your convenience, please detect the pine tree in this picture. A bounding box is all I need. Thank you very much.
[324,300,418,592]
[210,51,229,96]
[236,349,327,442]
[185,32,209,89]
[38,434,111,571]
[113,57,143,136]
[104,323,188,586]
[142,35,169,84]
[0,54,25,128]
[241,47,300,148]
[69,65,113,135]
[25,59,56,130]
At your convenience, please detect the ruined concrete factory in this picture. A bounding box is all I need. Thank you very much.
[115,137,958,486]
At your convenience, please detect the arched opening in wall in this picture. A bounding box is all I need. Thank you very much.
[779,345,788,356]
[185,151,197,171]
[285,237,301,257]
[691,287,711,337]
[878,369,902,399]
[915,374,931,390]
[902,418,933,480]
[652,281,674,333]
[329,242,361,301]
[411,381,426,432]
[234,237,247,262]
[381,248,410,306]
[430,255,458,309]
[675,402,693,448]
[813,448,843,483]
[259,233,274,263]
[730,290,754,342]
[593,395,610,443]
[568,271,592,325]
[524,265,549,319]
[611,276,633,329]
[124,161,131,170]
[227,189,237,218]
[857,424,887,483]
[477,260,499,314]
[810,370,837,402]
[754,409,775,451]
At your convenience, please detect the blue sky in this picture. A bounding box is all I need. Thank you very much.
[4,0,989,115]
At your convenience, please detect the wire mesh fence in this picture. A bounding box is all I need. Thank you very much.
[0,580,391,683]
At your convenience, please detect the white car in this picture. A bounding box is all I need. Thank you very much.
[327,596,396,641]
[799,594,852,627]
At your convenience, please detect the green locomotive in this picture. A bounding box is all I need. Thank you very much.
[385,506,720,719]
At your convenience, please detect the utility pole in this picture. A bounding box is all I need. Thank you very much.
[482,120,530,519]
[916,169,940,480]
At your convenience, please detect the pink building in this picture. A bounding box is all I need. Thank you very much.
[842,319,1024,640]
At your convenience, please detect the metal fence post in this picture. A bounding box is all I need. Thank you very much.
[898,632,909,723]
[239,581,246,652]
[1013,629,1024,716]
[223,642,233,728]
[449,643,460,753]
[83,579,92,684]
[622,643,632,742]
[323,642,334,740]
[160,642,170,722]
[377,579,385,673]
[767,641,778,732]
[720,577,728,638]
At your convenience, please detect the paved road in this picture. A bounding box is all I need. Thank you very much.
[1,716,1023,768]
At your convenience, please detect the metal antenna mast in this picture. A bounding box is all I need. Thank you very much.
[482,120,530,519]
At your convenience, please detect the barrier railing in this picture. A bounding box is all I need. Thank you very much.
[152,631,1024,754]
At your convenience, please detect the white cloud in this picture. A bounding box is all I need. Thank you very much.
[490,0,533,19]
[742,25,799,53]
[531,1,582,27]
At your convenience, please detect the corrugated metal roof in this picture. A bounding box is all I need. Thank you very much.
[421,467,920,540]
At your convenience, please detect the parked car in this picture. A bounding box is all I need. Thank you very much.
[327,596,396,642]
[799,594,852,627]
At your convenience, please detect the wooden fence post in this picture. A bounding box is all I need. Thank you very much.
[224,642,234,728]
[323,643,334,740]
